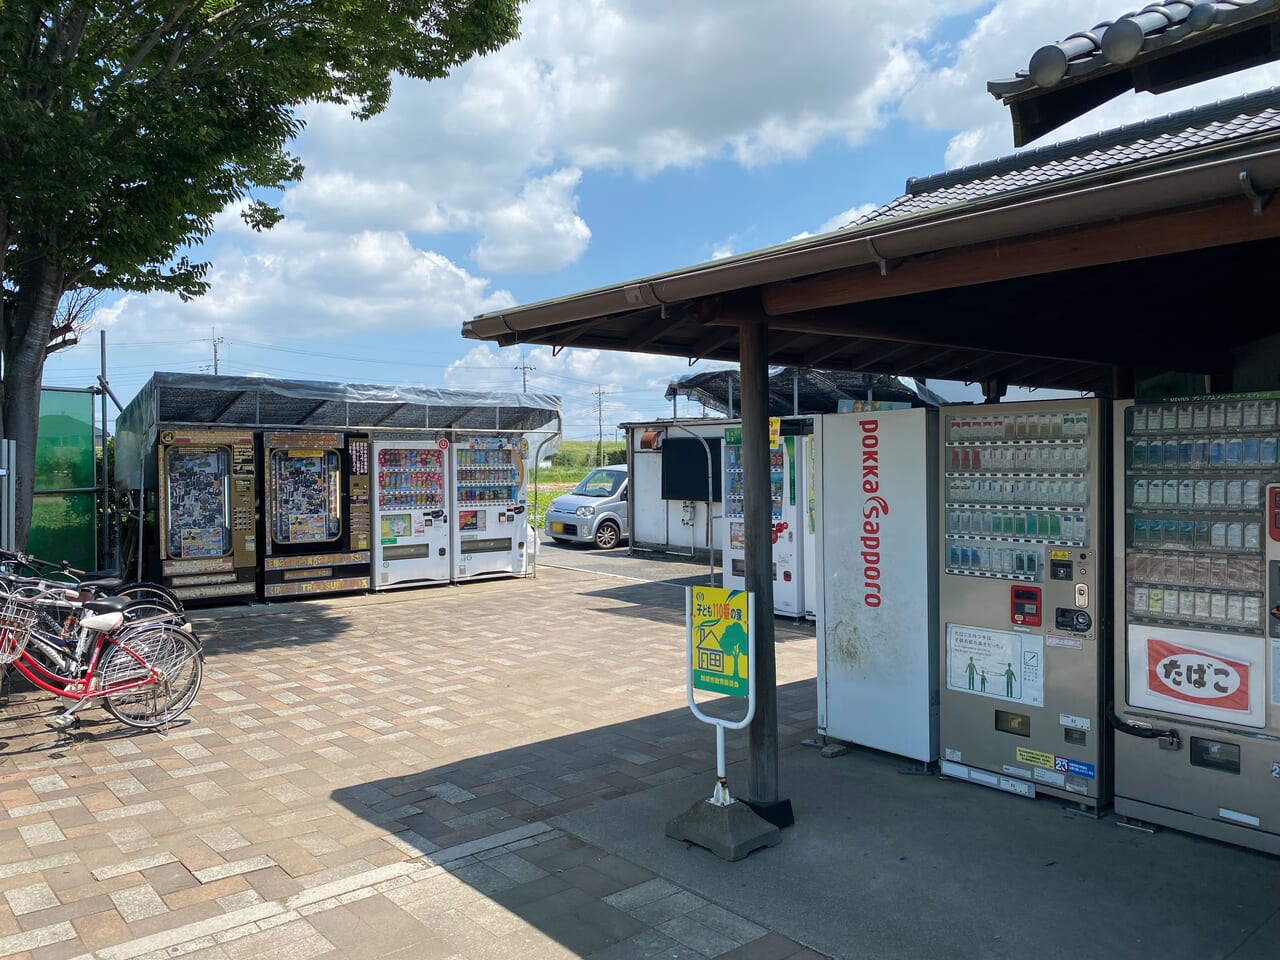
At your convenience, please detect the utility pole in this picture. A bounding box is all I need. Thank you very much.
[514,351,536,391]
[592,386,606,466]
[212,328,225,375]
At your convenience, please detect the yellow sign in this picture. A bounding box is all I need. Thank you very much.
[691,585,750,698]
[1016,747,1055,770]
[768,417,781,449]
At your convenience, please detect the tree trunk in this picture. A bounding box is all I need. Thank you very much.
[1,254,63,549]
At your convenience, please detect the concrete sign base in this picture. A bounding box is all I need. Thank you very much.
[665,799,780,862]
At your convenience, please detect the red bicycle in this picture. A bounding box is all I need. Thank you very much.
[0,587,202,730]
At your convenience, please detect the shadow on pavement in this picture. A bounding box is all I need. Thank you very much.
[331,680,818,958]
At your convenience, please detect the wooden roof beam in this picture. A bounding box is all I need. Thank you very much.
[761,197,1280,315]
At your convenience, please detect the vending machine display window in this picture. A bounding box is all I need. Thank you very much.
[1123,400,1273,635]
[942,409,1092,582]
[270,449,342,544]
[376,447,445,511]
[165,447,231,559]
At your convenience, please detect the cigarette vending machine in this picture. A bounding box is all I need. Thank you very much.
[937,400,1109,808]
[814,409,940,762]
[451,435,531,581]
[722,422,808,617]
[1113,394,1280,854]
[261,431,371,598]
[371,438,452,590]
[157,428,258,602]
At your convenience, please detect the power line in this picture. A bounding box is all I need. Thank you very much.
[591,385,608,466]
[514,351,536,392]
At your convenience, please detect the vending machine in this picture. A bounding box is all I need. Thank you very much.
[371,438,452,590]
[722,421,809,617]
[814,409,939,762]
[937,400,1109,808]
[261,431,372,598]
[1112,394,1280,854]
[451,434,531,581]
[157,428,258,602]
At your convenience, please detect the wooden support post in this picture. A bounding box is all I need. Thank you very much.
[739,321,792,826]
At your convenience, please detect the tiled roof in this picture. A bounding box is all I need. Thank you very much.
[854,85,1280,226]
[988,0,1280,99]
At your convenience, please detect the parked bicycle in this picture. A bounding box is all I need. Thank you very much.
[0,548,184,612]
[0,585,202,731]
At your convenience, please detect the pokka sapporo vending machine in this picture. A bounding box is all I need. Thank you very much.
[1112,394,1280,854]
[371,437,452,590]
[937,399,1110,809]
[812,409,939,762]
[450,434,531,582]
[260,431,372,598]
[157,429,259,603]
[722,420,809,617]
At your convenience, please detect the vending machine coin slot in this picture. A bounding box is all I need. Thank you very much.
[1075,583,1089,608]
[1055,608,1092,632]
[1010,586,1041,626]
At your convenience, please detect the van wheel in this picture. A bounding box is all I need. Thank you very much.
[593,521,620,550]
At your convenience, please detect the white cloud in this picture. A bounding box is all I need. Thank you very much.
[903,0,1280,170]
[444,344,736,439]
[791,202,880,241]
[472,168,591,273]
[99,211,515,349]
[287,0,992,244]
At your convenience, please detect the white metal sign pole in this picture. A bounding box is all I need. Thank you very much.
[685,588,756,806]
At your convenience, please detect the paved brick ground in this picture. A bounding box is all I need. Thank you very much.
[0,566,823,960]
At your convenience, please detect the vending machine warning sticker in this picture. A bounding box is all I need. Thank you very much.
[945,624,1045,707]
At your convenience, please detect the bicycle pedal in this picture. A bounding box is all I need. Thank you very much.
[46,714,78,731]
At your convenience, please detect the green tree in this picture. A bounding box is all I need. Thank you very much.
[0,1,523,546]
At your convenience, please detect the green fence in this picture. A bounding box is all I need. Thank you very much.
[30,388,98,571]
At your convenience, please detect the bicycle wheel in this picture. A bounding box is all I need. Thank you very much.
[114,582,184,612]
[100,627,203,729]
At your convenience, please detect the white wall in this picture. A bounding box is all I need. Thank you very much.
[627,420,726,558]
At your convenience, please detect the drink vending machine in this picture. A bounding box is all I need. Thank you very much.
[1112,394,1280,854]
[451,435,531,581]
[371,438,452,590]
[722,421,808,617]
[813,409,940,762]
[261,431,371,598]
[157,428,258,602]
[937,400,1109,808]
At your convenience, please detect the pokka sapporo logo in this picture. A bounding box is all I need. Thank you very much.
[859,419,887,608]
[1146,637,1250,712]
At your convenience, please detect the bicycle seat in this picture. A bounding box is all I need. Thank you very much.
[79,578,125,592]
[83,596,131,615]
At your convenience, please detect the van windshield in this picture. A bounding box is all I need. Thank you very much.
[572,469,624,497]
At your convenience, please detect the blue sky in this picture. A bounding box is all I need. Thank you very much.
[42,0,1280,441]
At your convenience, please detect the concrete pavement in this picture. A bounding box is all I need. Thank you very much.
[1,552,1276,960]
[1,560,819,960]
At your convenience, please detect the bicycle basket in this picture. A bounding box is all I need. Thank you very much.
[0,594,39,664]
